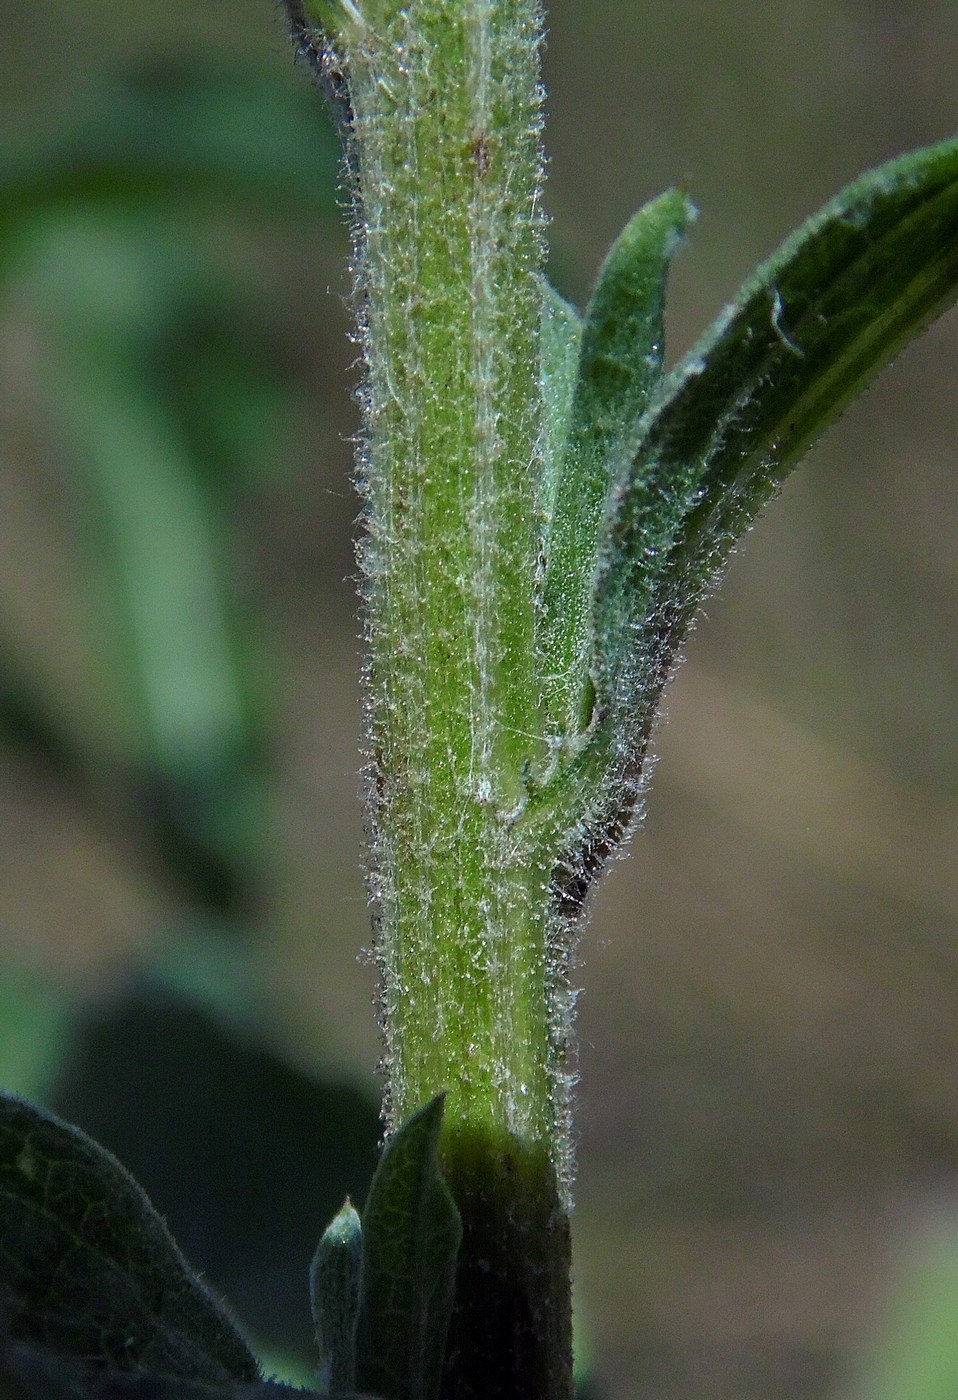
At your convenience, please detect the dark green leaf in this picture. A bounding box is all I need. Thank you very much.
[53,988,382,1367]
[593,136,958,758]
[0,1094,258,1382]
[0,1337,336,1400]
[310,1200,362,1393]
[353,1098,461,1400]
[541,190,693,734]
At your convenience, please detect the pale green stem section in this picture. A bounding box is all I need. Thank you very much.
[303,5,576,1392]
[347,1,558,1160]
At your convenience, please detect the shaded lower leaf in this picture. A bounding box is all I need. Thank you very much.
[0,1094,258,1383]
[0,1337,346,1400]
[593,135,958,766]
[52,986,382,1364]
[310,1201,362,1393]
[353,1098,461,1400]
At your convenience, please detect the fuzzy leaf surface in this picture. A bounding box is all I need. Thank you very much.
[311,1200,362,1393]
[594,135,958,754]
[0,1337,366,1400]
[353,1098,461,1400]
[569,189,695,462]
[0,1094,258,1382]
[539,279,583,541]
[542,190,693,732]
[0,1340,316,1400]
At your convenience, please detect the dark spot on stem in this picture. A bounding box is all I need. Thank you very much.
[470,130,492,179]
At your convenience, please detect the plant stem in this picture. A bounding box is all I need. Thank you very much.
[335,2,572,1395]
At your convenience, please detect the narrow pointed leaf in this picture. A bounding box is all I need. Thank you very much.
[353,1098,461,1400]
[570,189,696,459]
[594,135,958,755]
[0,1094,258,1382]
[542,190,693,733]
[310,1201,362,1394]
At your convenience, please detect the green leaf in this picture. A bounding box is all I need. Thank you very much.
[52,986,382,1367]
[541,190,693,734]
[310,1201,362,1394]
[593,135,958,759]
[0,1337,332,1400]
[0,64,340,247]
[570,189,696,462]
[353,1098,461,1400]
[538,279,583,543]
[0,1094,259,1383]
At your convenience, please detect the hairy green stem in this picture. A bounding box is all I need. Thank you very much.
[349,0,550,1143]
[305,2,573,1397]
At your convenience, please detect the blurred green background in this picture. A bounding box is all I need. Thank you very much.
[1,3,958,1398]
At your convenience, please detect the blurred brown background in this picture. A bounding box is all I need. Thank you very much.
[1,2,958,1397]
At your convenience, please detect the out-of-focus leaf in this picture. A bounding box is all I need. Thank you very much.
[354,1098,461,1400]
[0,57,343,912]
[8,212,278,913]
[0,64,340,246]
[0,1094,258,1382]
[0,972,73,1105]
